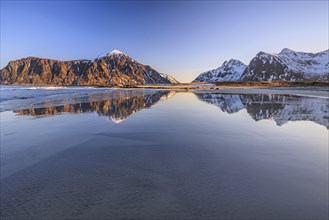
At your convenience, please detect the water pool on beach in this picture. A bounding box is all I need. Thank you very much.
[1,87,328,219]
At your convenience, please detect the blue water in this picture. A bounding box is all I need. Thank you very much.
[0,85,159,112]
[0,86,328,219]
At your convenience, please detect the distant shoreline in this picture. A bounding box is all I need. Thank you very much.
[1,81,328,98]
[1,81,329,89]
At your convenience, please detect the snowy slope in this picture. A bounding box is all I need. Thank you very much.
[97,49,127,59]
[276,48,329,78]
[242,48,329,81]
[193,59,247,82]
[194,48,329,82]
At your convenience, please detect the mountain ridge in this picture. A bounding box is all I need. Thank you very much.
[193,48,329,83]
[0,50,179,86]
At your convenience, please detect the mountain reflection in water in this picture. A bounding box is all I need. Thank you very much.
[14,90,175,123]
[195,93,329,128]
[13,91,328,128]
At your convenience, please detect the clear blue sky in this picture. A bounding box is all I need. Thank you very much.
[1,1,328,82]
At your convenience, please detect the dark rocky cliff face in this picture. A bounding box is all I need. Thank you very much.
[0,57,89,85]
[0,51,173,86]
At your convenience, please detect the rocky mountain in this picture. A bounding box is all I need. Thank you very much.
[193,48,329,82]
[195,93,329,128]
[0,50,176,86]
[193,59,247,82]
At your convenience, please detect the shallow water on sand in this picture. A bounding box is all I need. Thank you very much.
[1,88,328,219]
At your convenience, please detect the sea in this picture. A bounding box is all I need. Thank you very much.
[0,85,328,219]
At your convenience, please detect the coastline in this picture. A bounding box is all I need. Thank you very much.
[1,82,328,98]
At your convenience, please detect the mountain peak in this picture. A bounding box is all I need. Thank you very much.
[279,48,295,54]
[97,49,127,59]
[109,49,125,55]
[220,59,246,69]
[228,58,239,62]
[256,51,271,56]
[227,59,246,65]
[193,58,247,83]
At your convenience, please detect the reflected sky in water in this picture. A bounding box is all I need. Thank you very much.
[195,92,329,128]
[6,89,328,128]
[13,90,175,123]
[0,89,328,219]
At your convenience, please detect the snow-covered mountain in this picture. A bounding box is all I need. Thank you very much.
[276,48,328,81]
[193,48,329,82]
[241,48,329,81]
[193,59,247,82]
[0,50,175,86]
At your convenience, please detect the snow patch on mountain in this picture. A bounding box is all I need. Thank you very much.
[159,73,180,84]
[276,48,329,76]
[194,48,329,82]
[97,49,127,59]
[193,59,247,82]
